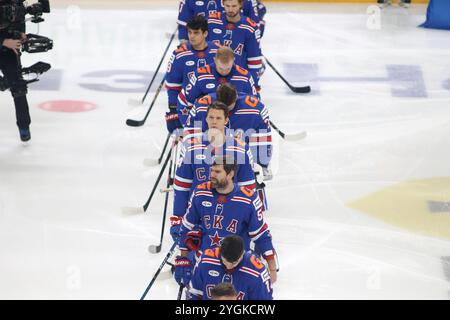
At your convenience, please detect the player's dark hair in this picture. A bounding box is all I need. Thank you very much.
[206,101,229,119]
[224,0,244,5]
[221,235,244,263]
[216,83,237,107]
[211,282,237,299]
[187,16,208,33]
[212,156,237,178]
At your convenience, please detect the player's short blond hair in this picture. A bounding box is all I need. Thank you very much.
[215,47,235,63]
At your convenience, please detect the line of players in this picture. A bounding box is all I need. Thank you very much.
[161,0,277,300]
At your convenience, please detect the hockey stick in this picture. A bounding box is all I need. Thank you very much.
[122,147,173,215]
[269,120,307,141]
[140,241,178,300]
[126,76,165,127]
[264,57,311,94]
[143,133,171,167]
[177,285,185,300]
[128,27,177,106]
[148,140,177,254]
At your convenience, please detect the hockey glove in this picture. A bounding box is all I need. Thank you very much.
[253,163,265,189]
[165,107,183,134]
[262,166,273,181]
[185,229,203,252]
[174,256,193,285]
[169,215,183,242]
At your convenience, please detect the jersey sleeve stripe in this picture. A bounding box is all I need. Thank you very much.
[239,266,260,278]
[202,258,222,266]
[174,180,192,191]
[175,175,193,183]
[249,222,268,237]
[182,218,195,230]
[238,25,255,33]
[178,91,188,107]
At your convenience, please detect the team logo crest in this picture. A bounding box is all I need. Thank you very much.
[208,270,220,277]
[202,201,212,207]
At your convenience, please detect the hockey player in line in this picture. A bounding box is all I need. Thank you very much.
[173,156,277,289]
[165,16,220,134]
[170,101,256,237]
[188,235,274,300]
[177,0,260,44]
[184,83,272,211]
[184,83,272,177]
[206,0,263,88]
[256,0,267,37]
[176,46,257,124]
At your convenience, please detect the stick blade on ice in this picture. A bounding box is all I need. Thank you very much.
[126,119,144,127]
[148,244,161,254]
[292,86,311,94]
[285,131,307,142]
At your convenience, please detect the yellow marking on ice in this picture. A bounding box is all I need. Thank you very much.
[348,177,450,239]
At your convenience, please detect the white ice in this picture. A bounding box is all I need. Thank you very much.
[0,1,449,299]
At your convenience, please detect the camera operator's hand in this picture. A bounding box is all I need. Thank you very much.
[20,33,27,44]
[2,39,21,55]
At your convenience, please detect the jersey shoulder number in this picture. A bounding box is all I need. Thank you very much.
[204,247,220,258]
[209,12,222,19]
[198,65,212,75]
[175,44,188,53]
[235,65,249,76]
[240,186,255,197]
[244,96,259,107]
[198,95,213,105]
[197,181,212,190]
[246,17,257,28]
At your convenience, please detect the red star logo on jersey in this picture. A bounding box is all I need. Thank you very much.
[197,52,206,58]
[209,231,223,247]
[181,107,189,116]
[217,195,227,204]
[226,24,235,30]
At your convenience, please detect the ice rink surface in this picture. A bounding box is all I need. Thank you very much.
[0,1,449,299]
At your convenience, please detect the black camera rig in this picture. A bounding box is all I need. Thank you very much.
[0,0,50,24]
[0,0,52,91]
[0,61,51,91]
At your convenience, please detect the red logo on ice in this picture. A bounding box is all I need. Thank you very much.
[38,100,97,113]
